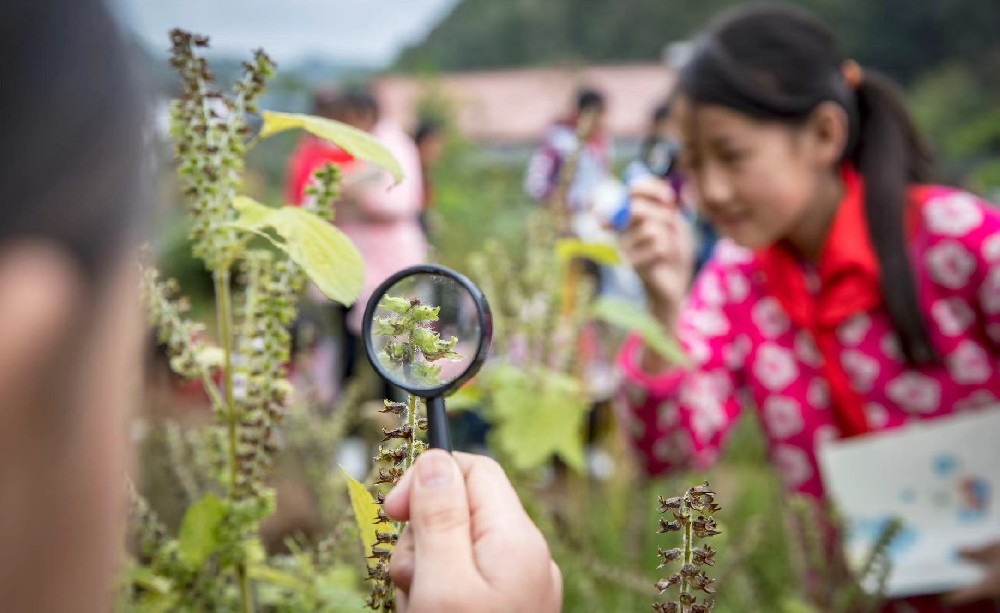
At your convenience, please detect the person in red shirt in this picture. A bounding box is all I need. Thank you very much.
[286,88,377,206]
[285,88,427,389]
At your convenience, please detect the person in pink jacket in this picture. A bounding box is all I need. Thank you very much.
[287,90,427,385]
[335,116,428,335]
[288,90,427,337]
[614,5,999,611]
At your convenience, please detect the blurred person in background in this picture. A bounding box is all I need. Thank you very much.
[0,0,147,609]
[287,87,427,388]
[523,87,614,218]
[286,87,379,205]
[414,117,446,239]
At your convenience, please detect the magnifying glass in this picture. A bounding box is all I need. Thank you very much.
[362,264,493,452]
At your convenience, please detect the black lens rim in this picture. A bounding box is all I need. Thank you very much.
[361,263,493,398]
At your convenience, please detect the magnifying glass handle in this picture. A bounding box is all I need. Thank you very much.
[426,396,453,452]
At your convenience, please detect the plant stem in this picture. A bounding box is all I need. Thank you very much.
[215,269,254,612]
[681,502,693,613]
[214,269,239,493]
[238,563,253,613]
[200,372,227,415]
[406,395,420,467]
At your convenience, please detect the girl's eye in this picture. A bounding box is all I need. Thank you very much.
[717,149,747,165]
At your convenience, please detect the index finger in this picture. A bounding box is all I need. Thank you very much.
[384,452,530,529]
[629,177,676,208]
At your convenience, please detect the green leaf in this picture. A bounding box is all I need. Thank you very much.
[124,563,173,595]
[133,592,180,613]
[445,381,483,412]
[177,493,225,568]
[259,111,403,183]
[590,296,689,366]
[248,565,307,591]
[485,365,589,473]
[555,238,621,266]
[342,468,388,568]
[233,196,364,305]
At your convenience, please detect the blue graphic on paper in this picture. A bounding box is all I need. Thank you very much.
[933,453,959,477]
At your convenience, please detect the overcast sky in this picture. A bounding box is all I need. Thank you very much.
[110,0,459,65]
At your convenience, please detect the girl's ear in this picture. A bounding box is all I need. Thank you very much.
[0,242,81,445]
[806,101,850,168]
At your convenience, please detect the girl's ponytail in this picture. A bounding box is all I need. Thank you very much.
[849,72,938,365]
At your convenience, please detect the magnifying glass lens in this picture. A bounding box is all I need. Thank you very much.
[368,273,482,392]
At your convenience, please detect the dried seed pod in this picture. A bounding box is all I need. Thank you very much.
[658,496,683,512]
[657,547,683,567]
[380,400,406,416]
[691,545,717,567]
[656,573,681,592]
[692,515,721,538]
[381,425,414,442]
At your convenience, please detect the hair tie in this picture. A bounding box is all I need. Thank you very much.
[842,59,864,90]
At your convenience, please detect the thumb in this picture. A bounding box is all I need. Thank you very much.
[407,450,476,580]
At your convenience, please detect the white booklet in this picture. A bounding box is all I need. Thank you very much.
[817,408,1000,597]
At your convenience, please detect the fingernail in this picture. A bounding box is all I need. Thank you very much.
[417,451,453,489]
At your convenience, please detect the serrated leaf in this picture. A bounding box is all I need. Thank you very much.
[177,493,224,568]
[485,365,589,473]
[259,111,403,183]
[590,296,689,365]
[555,238,621,266]
[233,196,364,305]
[342,468,388,568]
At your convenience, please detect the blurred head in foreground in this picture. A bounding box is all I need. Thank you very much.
[0,0,146,609]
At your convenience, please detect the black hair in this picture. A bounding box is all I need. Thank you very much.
[414,119,443,145]
[652,102,671,124]
[312,86,380,122]
[341,87,380,121]
[576,88,606,113]
[678,3,937,365]
[0,0,146,286]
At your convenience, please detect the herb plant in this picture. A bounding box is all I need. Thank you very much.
[126,29,399,612]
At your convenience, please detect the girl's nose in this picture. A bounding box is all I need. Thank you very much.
[697,163,733,209]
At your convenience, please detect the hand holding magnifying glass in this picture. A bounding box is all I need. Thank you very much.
[362,264,493,452]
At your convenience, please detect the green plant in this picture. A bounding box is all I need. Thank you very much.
[343,294,470,610]
[126,29,400,611]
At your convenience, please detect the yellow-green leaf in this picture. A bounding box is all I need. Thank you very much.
[590,296,689,365]
[233,196,364,305]
[124,563,173,595]
[555,238,621,266]
[342,468,388,568]
[259,111,403,183]
[486,365,589,473]
[248,565,307,591]
[177,493,224,569]
[446,381,484,413]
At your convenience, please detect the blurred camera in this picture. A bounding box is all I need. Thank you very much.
[641,137,681,178]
